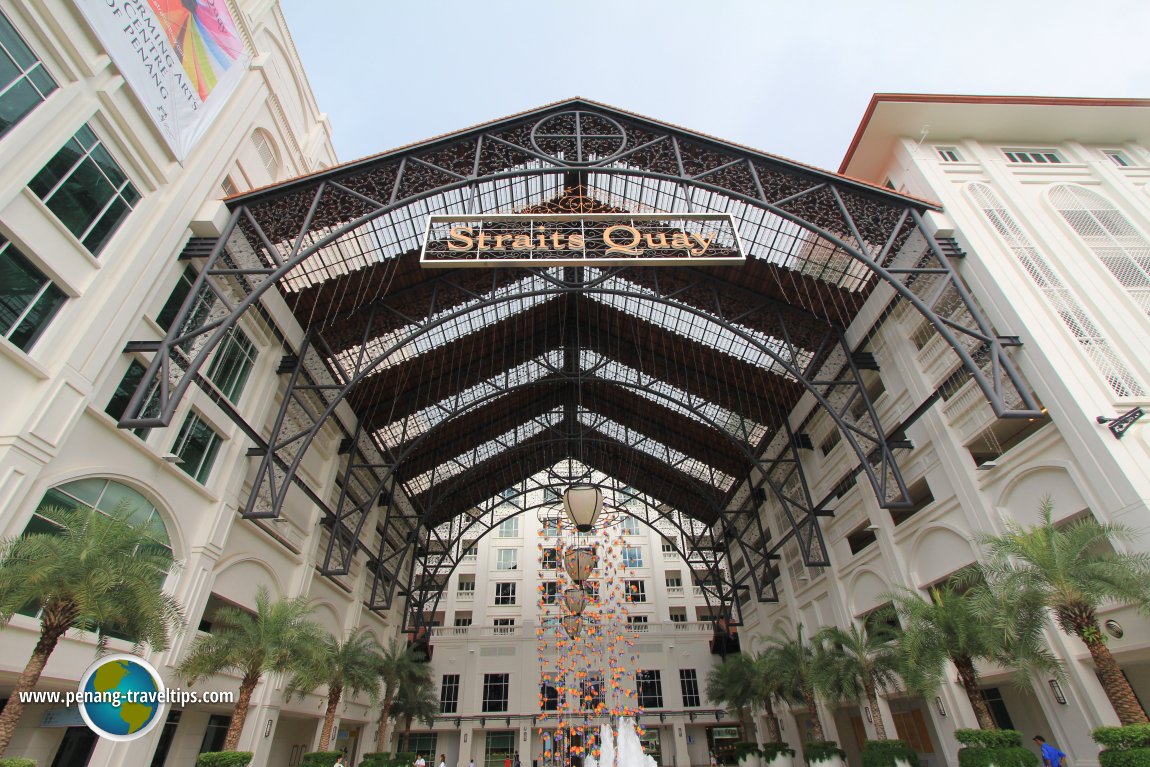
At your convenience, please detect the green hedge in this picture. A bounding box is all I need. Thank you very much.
[862,740,918,767]
[301,752,345,767]
[804,742,846,764]
[957,746,1037,767]
[1094,726,1150,752]
[0,758,37,767]
[196,753,254,767]
[358,755,391,767]
[761,743,796,762]
[1099,748,1150,767]
[955,729,1026,749]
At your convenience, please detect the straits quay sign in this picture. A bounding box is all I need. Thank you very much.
[421,214,745,267]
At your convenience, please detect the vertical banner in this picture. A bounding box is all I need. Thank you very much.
[74,0,250,161]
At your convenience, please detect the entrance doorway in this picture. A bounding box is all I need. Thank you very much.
[50,726,98,767]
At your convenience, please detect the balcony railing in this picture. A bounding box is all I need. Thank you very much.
[427,620,713,639]
[665,585,684,597]
[456,590,474,601]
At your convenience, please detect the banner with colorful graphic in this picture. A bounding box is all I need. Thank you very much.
[74,0,250,161]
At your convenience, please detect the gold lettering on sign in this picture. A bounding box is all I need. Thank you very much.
[602,225,643,256]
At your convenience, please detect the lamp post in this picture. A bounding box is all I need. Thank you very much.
[563,485,603,532]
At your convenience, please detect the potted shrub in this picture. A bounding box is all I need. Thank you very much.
[196,753,254,767]
[1092,724,1150,767]
[954,729,1037,767]
[803,741,846,767]
[761,742,797,767]
[735,742,763,767]
[862,740,918,767]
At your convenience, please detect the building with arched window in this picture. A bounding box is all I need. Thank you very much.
[0,5,1148,766]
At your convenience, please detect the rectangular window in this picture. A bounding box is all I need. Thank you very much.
[622,546,644,568]
[461,541,477,560]
[440,674,460,714]
[497,517,519,538]
[104,359,156,438]
[541,581,558,605]
[0,10,58,138]
[496,548,518,570]
[482,673,509,712]
[199,714,231,755]
[627,615,649,632]
[494,582,516,605]
[29,124,140,254]
[0,236,67,351]
[541,548,558,569]
[1103,149,1133,168]
[405,733,438,757]
[581,677,603,710]
[669,608,687,623]
[457,577,475,599]
[679,669,701,707]
[542,517,559,535]
[660,539,676,554]
[636,670,663,708]
[584,580,599,600]
[493,618,515,635]
[936,146,962,163]
[171,412,222,483]
[453,614,472,627]
[1003,149,1063,164]
[206,326,257,404]
[665,574,682,588]
[620,516,641,535]
[625,580,647,603]
[157,265,216,333]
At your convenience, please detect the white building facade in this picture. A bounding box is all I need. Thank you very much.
[734,95,1150,767]
[1,7,1148,763]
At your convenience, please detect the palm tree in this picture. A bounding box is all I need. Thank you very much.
[375,639,432,751]
[0,505,183,755]
[391,673,439,751]
[762,625,825,742]
[752,648,790,743]
[285,627,383,750]
[178,587,322,751]
[706,652,760,740]
[889,580,1055,730]
[976,500,1150,725]
[811,622,900,740]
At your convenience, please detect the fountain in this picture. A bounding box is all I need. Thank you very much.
[583,718,657,767]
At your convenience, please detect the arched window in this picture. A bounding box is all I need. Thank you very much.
[250,129,280,181]
[1049,184,1150,317]
[966,183,1145,398]
[30,478,172,556]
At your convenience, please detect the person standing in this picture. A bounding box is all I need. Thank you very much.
[416,754,427,767]
[513,753,521,767]
[709,751,718,767]
[469,760,476,767]
[334,754,346,767]
[438,754,447,767]
[1034,736,1067,767]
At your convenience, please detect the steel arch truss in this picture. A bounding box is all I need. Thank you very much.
[400,476,738,633]
[114,99,1042,622]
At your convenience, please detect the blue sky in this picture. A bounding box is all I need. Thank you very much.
[280,0,1149,172]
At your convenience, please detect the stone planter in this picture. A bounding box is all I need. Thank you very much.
[739,755,762,767]
[763,750,794,767]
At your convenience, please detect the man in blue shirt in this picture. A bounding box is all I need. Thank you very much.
[1034,736,1067,767]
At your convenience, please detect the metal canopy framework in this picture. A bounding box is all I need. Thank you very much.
[120,99,1040,632]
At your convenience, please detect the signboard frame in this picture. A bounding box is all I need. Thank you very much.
[421,213,745,268]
